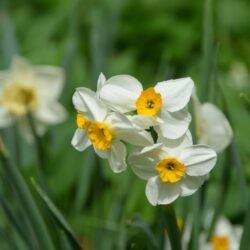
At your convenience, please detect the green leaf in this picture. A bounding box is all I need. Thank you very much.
[0,197,31,248]
[31,178,82,250]
[0,149,55,250]
[0,10,18,67]
[127,215,158,249]
[200,0,214,102]
[162,204,182,250]
[206,149,232,240]
[240,196,250,250]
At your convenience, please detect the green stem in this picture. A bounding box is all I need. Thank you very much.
[200,0,214,102]
[163,204,182,250]
[0,139,55,250]
[27,113,49,193]
[27,113,45,169]
[206,149,232,240]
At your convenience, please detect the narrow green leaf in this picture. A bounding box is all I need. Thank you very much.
[189,191,202,250]
[127,215,158,249]
[59,230,74,250]
[31,178,82,250]
[240,195,250,250]
[206,149,232,240]
[0,197,31,248]
[162,204,182,250]
[200,0,214,102]
[229,141,248,207]
[73,148,96,213]
[0,143,55,250]
[0,11,18,67]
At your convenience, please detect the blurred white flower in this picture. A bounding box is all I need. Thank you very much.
[99,75,194,139]
[201,216,242,250]
[0,56,67,139]
[71,87,153,173]
[129,131,217,205]
[228,61,249,90]
[192,91,233,153]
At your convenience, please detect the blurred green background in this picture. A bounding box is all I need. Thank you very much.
[0,0,250,249]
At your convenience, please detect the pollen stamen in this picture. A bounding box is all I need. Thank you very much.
[1,83,37,116]
[156,157,186,183]
[136,87,162,116]
[87,121,114,150]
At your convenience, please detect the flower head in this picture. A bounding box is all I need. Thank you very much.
[129,131,217,205]
[192,91,233,153]
[71,87,153,173]
[99,75,194,139]
[201,216,242,250]
[0,56,67,140]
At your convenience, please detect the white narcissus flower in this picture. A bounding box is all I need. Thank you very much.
[71,87,153,173]
[99,75,194,139]
[201,216,242,250]
[128,131,217,205]
[192,91,233,153]
[0,56,67,139]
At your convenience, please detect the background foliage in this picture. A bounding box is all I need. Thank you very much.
[0,0,249,249]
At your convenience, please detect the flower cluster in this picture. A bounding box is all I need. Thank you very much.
[72,73,217,205]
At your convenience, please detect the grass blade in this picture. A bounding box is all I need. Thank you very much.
[31,178,82,250]
[162,204,182,250]
[240,195,250,250]
[0,139,55,250]
[200,0,214,102]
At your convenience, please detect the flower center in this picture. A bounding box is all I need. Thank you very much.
[136,87,162,116]
[1,83,37,116]
[87,122,114,150]
[156,157,186,183]
[76,112,91,129]
[211,236,229,250]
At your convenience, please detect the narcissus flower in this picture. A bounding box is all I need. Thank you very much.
[71,87,153,173]
[201,216,242,250]
[0,56,67,139]
[99,75,194,139]
[192,91,233,153]
[129,132,217,205]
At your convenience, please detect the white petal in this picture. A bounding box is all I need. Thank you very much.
[155,77,194,112]
[107,140,127,173]
[214,217,233,236]
[96,72,106,96]
[94,148,108,159]
[145,176,159,206]
[10,56,32,75]
[146,177,181,206]
[155,108,191,139]
[129,144,163,180]
[9,56,35,85]
[180,175,206,196]
[34,102,67,125]
[199,103,233,152]
[180,145,217,176]
[0,107,13,128]
[34,66,64,100]
[105,112,153,146]
[73,88,107,121]
[129,114,160,129]
[99,75,143,113]
[158,130,193,156]
[71,128,91,151]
